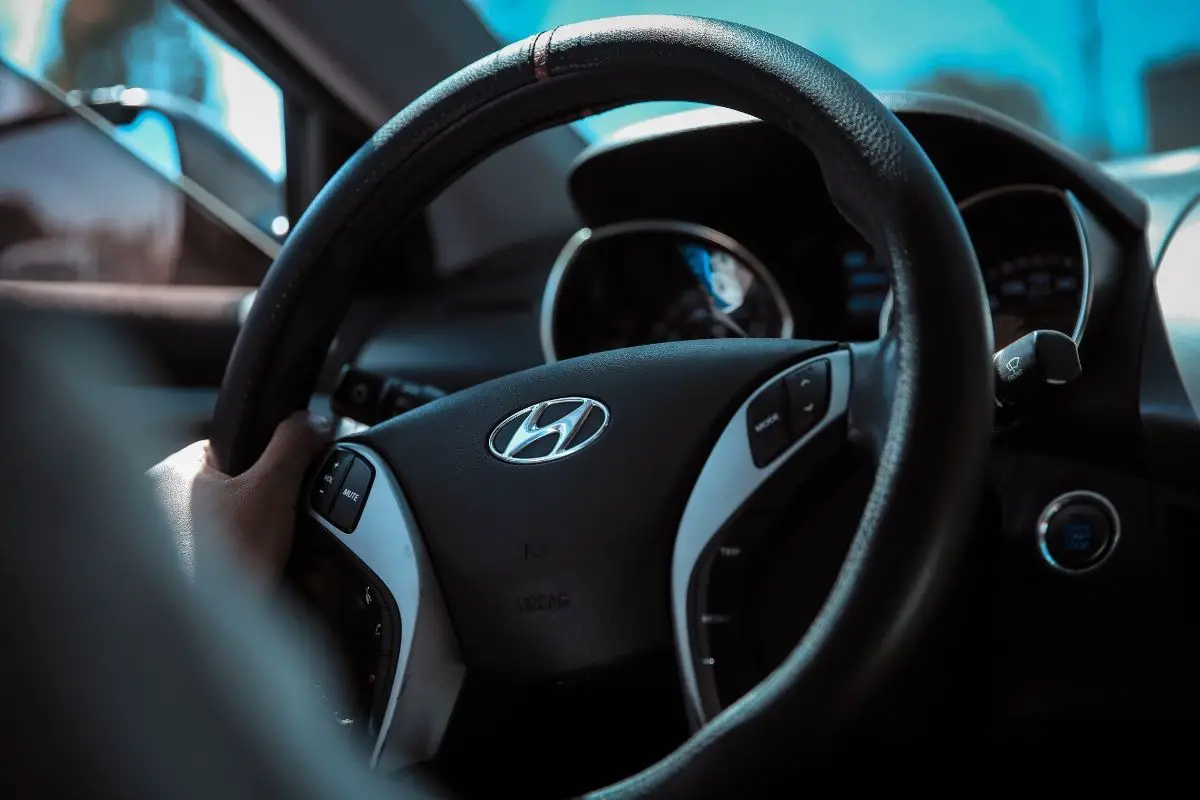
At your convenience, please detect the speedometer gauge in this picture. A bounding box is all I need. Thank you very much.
[542,221,793,362]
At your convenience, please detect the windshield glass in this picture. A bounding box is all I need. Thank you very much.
[465,0,1200,160]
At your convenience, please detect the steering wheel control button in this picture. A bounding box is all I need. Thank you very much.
[328,457,375,533]
[784,359,830,439]
[1044,506,1111,569]
[332,367,387,424]
[310,450,354,517]
[746,380,791,467]
[1037,490,1120,573]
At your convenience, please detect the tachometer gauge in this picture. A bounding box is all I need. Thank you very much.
[543,221,794,361]
[962,186,1088,350]
[877,185,1089,351]
[985,252,1082,351]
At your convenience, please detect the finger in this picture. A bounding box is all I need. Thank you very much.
[242,411,328,490]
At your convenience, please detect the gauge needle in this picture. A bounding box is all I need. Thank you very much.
[709,306,749,337]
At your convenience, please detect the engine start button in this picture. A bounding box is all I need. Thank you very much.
[1036,490,1120,574]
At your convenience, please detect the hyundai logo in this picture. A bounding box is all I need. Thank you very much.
[488,397,610,464]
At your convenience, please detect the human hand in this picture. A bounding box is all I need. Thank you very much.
[148,412,328,587]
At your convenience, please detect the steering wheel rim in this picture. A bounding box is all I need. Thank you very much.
[212,15,993,797]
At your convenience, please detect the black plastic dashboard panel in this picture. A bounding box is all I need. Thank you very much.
[878,93,1147,232]
[354,237,557,390]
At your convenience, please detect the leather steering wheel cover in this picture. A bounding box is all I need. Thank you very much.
[212,15,993,795]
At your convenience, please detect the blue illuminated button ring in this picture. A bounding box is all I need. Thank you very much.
[1036,490,1120,574]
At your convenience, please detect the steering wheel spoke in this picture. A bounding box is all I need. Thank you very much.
[671,344,904,722]
[303,444,464,773]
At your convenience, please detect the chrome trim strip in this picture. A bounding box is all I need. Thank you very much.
[306,444,464,772]
[671,349,852,724]
[878,184,1092,345]
[539,227,590,364]
[1036,489,1121,575]
[1063,190,1095,344]
[540,220,795,363]
[956,182,1068,210]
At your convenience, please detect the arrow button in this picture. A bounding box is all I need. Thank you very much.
[784,359,830,441]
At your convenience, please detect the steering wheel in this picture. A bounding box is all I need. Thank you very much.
[210,15,993,797]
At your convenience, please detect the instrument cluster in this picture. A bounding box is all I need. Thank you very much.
[544,185,1088,358]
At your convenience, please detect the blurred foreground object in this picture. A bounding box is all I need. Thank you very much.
[0,305,393,798]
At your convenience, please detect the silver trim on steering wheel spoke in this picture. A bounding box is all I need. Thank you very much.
[672,350,852,724]
[305,444,464,773]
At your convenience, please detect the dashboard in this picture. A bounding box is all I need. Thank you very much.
[357,99,1146,402]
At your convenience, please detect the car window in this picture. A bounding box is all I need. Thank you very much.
[0,77,273,285]
[0,0,284,285]
[0,0,287,233]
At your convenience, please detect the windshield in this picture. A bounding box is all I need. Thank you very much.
[465,0,1200,160]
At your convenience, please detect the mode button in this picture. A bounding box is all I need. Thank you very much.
[746,380,791,467]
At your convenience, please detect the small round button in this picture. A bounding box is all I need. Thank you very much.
[1037,491,1120,573]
